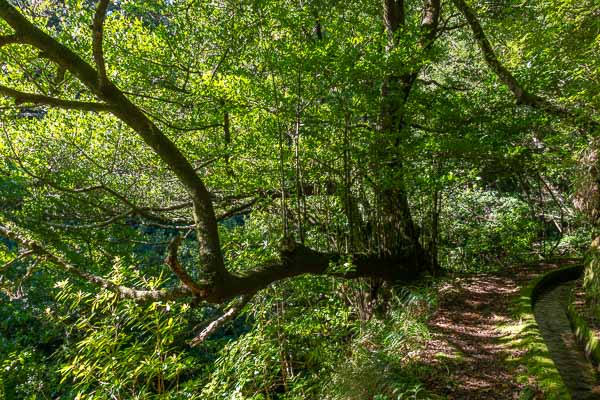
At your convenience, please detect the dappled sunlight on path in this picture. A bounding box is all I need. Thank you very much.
[419,274,521,399]
[417,263,593,399]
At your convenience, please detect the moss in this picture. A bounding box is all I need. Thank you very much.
[434,349,464,362]
[500,265,583,400]
[567,299,600,365]
[583,240,600,316]
[567,242,600,366]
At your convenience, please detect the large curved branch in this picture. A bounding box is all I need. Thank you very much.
[452,0,572,119]
[165,236,207,296]
[206,239,425,303]
[0,0,227,283]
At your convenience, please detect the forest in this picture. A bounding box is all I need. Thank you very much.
[0,0,598,398]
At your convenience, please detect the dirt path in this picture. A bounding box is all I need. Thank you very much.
[417,262,592,399]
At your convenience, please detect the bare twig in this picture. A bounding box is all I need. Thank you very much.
[143,107,224,133]
[216,198,257,221]
[0,249,35,272]
[190,292,255,346]
[44,210,133,229]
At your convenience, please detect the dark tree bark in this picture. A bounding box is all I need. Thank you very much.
[374,0,441,273]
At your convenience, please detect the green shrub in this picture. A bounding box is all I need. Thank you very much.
[321,287,436,400]
[440,188,539,271]
[53,263,201,399]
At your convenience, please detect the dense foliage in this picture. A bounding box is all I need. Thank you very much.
[0,0,598,398]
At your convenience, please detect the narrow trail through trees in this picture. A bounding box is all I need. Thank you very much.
[421,273,523,398]
[419,263,600,399]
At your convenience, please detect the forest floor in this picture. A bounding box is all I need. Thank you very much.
[416,260,591,399]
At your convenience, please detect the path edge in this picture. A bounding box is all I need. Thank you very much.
[567,285,600,367]
[503,263,583,399]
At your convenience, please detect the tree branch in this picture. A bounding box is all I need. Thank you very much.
[92,0,110,87]
[165,236,207,296]
[0,33,19,48]
[216,199,257,221]
[1,152,194,230]
[420,0,441,48]
[44,210,133,229]
[452,0,572,118]
[190,292,255,347]
[142,107,224,133]
[206,239,425,303]
[0,249,35,273]
[417,78,472,92]
[0,223,192,301]
[0,84,114,112]
[383,0,404,47]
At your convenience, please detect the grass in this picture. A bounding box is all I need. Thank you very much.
[434,349,464,363]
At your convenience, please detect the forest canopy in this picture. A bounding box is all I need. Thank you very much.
[0,0,598,398]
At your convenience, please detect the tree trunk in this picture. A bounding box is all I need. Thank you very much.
[372,0,440,272]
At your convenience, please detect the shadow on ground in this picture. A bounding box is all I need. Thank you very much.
[413,262,599,399]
